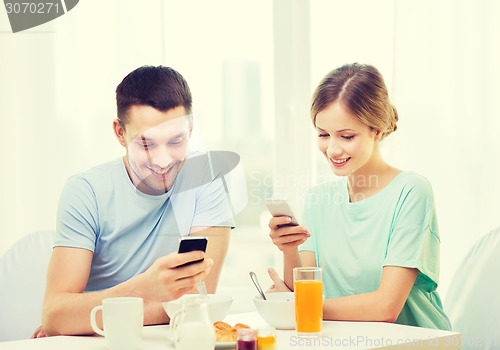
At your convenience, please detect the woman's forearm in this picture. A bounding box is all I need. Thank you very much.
[283,250,301,290]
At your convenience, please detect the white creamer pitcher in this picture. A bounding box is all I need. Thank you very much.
[168,296,215,350]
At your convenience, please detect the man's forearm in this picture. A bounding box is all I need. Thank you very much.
[42,273,166,335]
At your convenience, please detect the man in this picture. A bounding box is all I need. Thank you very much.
[40,66,234,336]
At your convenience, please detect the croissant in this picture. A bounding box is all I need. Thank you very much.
[213,321,251,342]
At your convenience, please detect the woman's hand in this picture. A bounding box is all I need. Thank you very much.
[31,325,47,338]
[268,216,310,254]
[266,267,292,293]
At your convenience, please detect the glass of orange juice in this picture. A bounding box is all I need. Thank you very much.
[293,267,323,338]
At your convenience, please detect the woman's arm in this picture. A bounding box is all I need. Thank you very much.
[323,266,418,322]
[268,216,310,290]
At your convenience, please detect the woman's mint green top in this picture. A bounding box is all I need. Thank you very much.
[299,172,451,330]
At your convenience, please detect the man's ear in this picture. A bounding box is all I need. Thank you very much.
[113,119,127,147]
[187,114,194,138]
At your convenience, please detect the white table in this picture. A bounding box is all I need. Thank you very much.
[0,312,461,350]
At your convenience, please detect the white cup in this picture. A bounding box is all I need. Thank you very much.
[90,297,144,350]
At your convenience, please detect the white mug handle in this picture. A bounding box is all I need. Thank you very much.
[90,305,105,336]
[167,310,184,343]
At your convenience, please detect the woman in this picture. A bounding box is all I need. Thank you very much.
[268,63,451,330]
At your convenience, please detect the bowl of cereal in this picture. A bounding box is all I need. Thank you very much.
[253,292,295,329]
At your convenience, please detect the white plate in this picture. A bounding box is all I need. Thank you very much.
[215,341,236,349]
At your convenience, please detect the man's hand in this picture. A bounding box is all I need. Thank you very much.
[266,267,292,293]
[141,251,213,302]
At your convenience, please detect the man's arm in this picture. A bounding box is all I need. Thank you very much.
[42,246,212,336]
[189,226,230,293]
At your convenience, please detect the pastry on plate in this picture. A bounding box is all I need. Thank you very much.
[214,321,251,342]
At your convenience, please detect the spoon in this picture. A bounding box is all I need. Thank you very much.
[196,281,208,300]
[249,271,267,300]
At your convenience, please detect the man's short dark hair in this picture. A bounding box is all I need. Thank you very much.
[116,65,192,126]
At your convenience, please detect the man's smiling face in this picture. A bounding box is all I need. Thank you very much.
[116,105,191,195]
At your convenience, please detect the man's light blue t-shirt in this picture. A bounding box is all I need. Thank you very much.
[55,153,234,292]
[299,172,451,330]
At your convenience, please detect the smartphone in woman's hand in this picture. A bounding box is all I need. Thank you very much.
[265,198,299,226]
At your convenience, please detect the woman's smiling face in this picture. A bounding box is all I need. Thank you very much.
[315,101,380,177]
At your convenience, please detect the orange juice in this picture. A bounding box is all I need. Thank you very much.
[294,280,323,334]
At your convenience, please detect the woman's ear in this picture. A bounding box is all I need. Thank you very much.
[374,129,383,141]
[113,119,127,147]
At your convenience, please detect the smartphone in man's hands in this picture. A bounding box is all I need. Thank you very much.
[176,236,208,268]
[265,198,299,226]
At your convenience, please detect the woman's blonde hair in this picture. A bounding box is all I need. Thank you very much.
[311,63,398,139]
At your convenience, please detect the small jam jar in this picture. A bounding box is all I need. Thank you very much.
[236,328,257,350]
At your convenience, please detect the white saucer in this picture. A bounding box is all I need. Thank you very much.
[215,341,236,349]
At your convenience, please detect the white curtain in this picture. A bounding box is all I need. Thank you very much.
[0,0,165,251]
[389,0,500,295]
